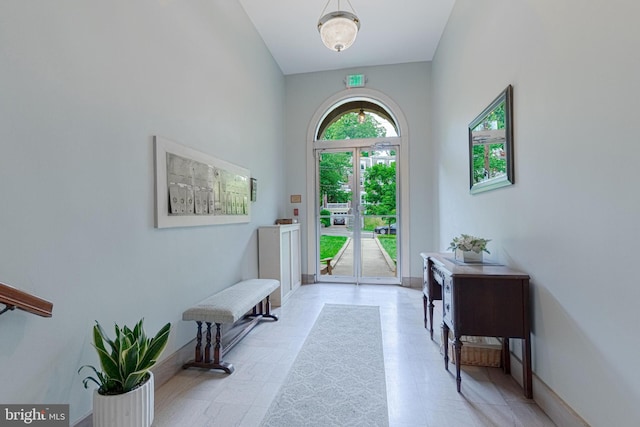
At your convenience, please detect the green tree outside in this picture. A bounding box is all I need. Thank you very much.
[322,112,387,141]
[319,152,352,204]
[363,162,396,218]
[320,112,388,205]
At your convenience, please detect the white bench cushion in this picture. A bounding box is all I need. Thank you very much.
[182,279,280,324]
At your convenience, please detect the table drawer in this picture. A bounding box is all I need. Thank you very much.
[442,275,453,326]
[422,262,429,294]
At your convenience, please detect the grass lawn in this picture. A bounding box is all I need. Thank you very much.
[320,235,348,259]
[377,235,397,260]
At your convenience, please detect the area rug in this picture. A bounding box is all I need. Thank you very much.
[260,304,389,427]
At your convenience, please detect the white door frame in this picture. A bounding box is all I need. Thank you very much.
[306,88,410,283]
[315,144,401,284]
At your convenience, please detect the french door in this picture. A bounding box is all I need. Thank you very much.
[315,144,399,284]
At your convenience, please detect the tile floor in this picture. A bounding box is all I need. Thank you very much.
[154,283,556,426]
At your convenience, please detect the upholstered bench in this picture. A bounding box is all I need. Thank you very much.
[182,278,279,374]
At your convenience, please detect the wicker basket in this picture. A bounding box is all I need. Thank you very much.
[441,334,502,367]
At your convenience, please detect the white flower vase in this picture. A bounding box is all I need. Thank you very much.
[93,372,154,427]
[456,249,483,263]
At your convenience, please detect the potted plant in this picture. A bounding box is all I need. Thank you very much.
[79,319,171,427]
[448,234,491,263]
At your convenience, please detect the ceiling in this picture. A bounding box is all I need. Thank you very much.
[238,0,456,76]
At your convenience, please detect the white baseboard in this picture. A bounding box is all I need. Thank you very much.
[509,353,589,427]
[404,276,422,289]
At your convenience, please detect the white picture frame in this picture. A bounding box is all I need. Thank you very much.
[154,136,250,228]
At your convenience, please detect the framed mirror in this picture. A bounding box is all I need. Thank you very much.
[469,85,513,194]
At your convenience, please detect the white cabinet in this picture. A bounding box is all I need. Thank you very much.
[258,224,301,307]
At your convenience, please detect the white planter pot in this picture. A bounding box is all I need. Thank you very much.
[455,249,483,263]
[93,372,154,427]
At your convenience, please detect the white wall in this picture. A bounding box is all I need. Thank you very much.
[284,63,434,279]
[0,1,284,423]
[431,1,640,425]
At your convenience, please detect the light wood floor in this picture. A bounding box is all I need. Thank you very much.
[154,283,555,426]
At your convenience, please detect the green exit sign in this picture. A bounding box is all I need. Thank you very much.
[346,74,365,88]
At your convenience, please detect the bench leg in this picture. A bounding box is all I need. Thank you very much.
[195,321,203,363]
[245,296,278,321]
[263,295,278,320]
[182,322,234,374]
[205,322,212,363]
[212,322,220,364]
[211,322,234,373]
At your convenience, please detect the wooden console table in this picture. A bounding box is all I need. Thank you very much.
[421,252,532,398]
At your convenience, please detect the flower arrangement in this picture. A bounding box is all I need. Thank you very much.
[448,234,491,254]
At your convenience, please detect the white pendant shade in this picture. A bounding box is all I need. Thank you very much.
[318,11,360,52]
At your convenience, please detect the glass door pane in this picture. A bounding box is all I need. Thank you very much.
[317,150,356,281]
[316,146,400,283]
[359,147,399,281]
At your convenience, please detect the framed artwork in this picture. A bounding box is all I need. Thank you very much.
[154,136,250,228]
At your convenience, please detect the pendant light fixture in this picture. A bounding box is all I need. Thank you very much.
[317,0,360,52]
[357,108,366,124]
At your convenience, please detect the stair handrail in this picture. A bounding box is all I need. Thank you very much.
[0,282,53,317]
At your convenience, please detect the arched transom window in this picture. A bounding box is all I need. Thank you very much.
[316,100,398,141]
